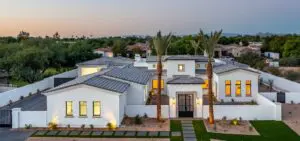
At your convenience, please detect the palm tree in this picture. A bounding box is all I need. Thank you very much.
[152,31,172,121]
[198,29,222,124]
[190,40,200,55]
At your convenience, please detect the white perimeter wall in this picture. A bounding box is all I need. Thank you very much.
[261,92,300,104]
[0,69,77,107]
[125,105,169,118]
[203,94,281,120]
[12,108,47,128]
[251,68,300,92]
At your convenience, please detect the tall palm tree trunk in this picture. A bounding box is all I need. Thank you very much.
[156,56,162,121]
[207,60,214,124]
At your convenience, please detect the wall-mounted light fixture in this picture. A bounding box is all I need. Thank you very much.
[196,97,201,105]
[171,97,176,105]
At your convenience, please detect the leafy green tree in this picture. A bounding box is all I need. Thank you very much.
[236,52,265,69]
[283,39,300,57]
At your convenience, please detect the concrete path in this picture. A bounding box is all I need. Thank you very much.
[0,128,34,141]
[181,120,197,141]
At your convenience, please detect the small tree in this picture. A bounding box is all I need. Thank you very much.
[268,79,274,92]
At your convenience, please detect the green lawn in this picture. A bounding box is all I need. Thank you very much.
[193,120,300,141]
[170,120,183,141]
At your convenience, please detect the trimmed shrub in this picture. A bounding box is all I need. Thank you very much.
[25,124,32,129]
[134,115,143,125]
[89,124,94,129]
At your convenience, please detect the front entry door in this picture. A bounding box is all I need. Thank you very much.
[178,94,194,117]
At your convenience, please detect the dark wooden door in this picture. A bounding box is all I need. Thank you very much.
[178,94,194,117]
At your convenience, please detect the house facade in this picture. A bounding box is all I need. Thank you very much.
[9,55,282,129]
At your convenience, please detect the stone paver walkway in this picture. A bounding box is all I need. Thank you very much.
[181,120,196,141]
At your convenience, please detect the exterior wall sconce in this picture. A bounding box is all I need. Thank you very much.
[171,97,176,105]
[196,98,201,105]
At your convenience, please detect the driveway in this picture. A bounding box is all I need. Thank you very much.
[0,128,34,141]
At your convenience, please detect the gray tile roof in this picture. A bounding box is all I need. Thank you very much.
[213,64,259,74]
[146,55,210,62]
[0,94,47,111]
[77,57,133,67]
[84,76,130,93]
[167,76,205,84]
[195,69,206,74]
[104,65,153,85]
[165,55,210,62]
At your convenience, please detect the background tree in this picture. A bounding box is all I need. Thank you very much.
[198,29,222,124]
[17,31,30,41]
[53,32,60,40]
[152,31,172,121]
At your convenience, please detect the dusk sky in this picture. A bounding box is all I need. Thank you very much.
[1,0,300,37]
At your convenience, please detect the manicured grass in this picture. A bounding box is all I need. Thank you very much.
[170,120,183,141]
[170,120,182,132]
[193,120,300,141]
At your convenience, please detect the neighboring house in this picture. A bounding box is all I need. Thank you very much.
[126,43,152,57]
[10,55,282,129]
[265,59,280,67]
[206,44,261,58]
[94,47,114,58]
[231,47,261,57]
[76,57,133,76]
[264,52,280,60]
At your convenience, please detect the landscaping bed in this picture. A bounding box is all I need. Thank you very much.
[203,119,259,135]
[121,117,169,131]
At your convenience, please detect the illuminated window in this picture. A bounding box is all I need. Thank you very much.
[79,101,87,117]
[236,80,241,96]
[66,101,73,117]
[152,80,164,89]
[246,80,251,96]
[178,64,185,72]
[225,80,231,96]
[93,101,101,117]
[196,64,200,69]
[202,80,208,89]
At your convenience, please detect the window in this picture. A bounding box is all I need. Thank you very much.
[205,64,207,68]
[93,101,101,117]
[225,80,231,96]
[66,101,73,117]
[202,80,208,89]
[152,80,164,89]
[236,80,241,96]
[79,101,87,117]
[178,64,185,72]
[196,64,200,69]
[246,80,251,96]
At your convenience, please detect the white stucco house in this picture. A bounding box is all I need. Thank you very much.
[9,55,282,129]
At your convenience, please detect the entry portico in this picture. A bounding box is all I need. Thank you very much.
[167,76,204,118]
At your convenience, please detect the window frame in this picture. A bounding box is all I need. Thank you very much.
[246,80,252,96]
[225,80,231,96]
[65,101,73,117]
[79,101,87,117]
[178,64,185,72]
[235,80,241,96]
[93,101,101,117]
